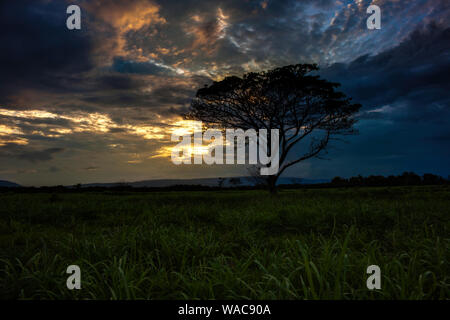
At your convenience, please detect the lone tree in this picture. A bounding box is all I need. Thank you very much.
[186,64,361,193]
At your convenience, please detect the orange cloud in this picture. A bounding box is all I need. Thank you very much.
[185,8,229,54]
[90,1,165,31]
[0,124,28,146]
[84,0,166,63]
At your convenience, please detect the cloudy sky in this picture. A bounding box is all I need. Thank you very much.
[0,0,449,186]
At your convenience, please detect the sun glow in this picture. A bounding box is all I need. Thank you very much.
[0,108,219,162]
[151,119,224,160]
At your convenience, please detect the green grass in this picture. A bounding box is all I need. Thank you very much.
[0,186,449,299]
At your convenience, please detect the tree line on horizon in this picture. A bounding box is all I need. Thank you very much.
[1,172,447,193]
[329,172,448,187]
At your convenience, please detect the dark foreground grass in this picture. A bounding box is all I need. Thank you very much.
[0,186,448,299]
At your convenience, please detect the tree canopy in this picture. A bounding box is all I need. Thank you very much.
[186,64,361,192]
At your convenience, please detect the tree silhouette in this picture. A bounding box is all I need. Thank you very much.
[330,172,449,187]
[229,177,242,187]
[186,64,361,193]
[217,177,225,188]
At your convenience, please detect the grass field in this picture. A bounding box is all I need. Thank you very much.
[0,186,449,299]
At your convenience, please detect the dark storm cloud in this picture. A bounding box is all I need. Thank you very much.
[0,145,65,163]
[123,0,449,78]
[321,23,450,123]
[2,0,447,113]
[111,57,175,75]
[48,166,60,173]
[79,72,209,112]
[0,0,94,103]
[283,22,450,179]
[80,83,190,108]
[95,74,148,90]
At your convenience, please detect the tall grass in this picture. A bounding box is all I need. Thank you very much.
[0,186,449,299]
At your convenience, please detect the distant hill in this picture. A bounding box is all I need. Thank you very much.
[75,177,330,188]
[0,180,21,187]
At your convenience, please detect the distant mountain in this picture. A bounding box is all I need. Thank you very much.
[296,178,331,185]
[0,180,21,187]
[75,177,330,188]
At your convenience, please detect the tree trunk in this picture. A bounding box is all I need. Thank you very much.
[267,175,278,194]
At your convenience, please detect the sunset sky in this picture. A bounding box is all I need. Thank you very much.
[0,0,449,186]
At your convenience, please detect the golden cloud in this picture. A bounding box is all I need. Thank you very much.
[0,109,214,160]
[185,8,229,54]
[84,0,166,63]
